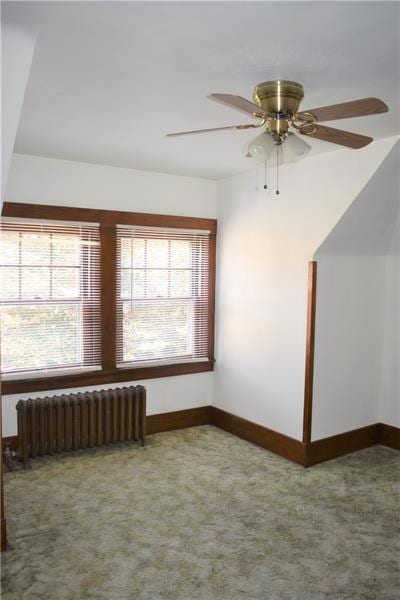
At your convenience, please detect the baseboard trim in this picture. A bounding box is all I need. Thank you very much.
[2,411,399,467]
[2,436,17,452]
[210,407,307,466]
[306,424,380,466]
[378,422,400,451]
[210,411,400,467]
[1,406,213,452]
[147,406,212,435]
[1,517,7,552]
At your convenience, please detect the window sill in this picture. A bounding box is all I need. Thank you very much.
[1,360,214,395]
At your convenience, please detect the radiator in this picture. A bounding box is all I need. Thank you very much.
[16,386,146,467]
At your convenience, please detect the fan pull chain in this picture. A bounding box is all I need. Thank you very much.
[264,160,268,190]
[276,145,280,195]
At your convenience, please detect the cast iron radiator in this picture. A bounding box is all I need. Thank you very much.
[16,386,146,466]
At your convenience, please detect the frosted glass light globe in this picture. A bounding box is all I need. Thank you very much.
[247,132,276,163]
[247,131,311,165]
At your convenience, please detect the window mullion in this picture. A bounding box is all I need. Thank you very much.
[100,224,117,370]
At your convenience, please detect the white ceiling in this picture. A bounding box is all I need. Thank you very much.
[3,1,400,180]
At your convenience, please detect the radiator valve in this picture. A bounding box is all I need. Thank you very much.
[3,443,16,472]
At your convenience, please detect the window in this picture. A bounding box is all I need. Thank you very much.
[0,219,101,378]
[116,226,210,366]
[0,203,216,394]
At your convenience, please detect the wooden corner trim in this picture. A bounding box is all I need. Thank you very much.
[210,407,307,466]
[303,260,317,444]
[377,422,400,450]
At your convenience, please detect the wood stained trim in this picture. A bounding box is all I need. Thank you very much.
[378,423,400,451]
[207,233,217,361]
[211,407,307,466]
[306,424,380,466]
[2,436,18,452]
[147,406,212,435]
[100,225,117,370]
[2,414,399,468]
[2,360,214,396]
[303,261,317,444]
[1,407,212,456]
[1,202,217,395]
[2,202,217,234]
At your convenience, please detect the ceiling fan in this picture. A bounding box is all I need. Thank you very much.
[166,80,389,159]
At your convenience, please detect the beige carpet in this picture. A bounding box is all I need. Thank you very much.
[1,425,399,599]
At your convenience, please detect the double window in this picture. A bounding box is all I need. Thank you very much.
[0,204,216,394]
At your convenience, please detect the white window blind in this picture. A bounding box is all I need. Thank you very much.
[116,225,210,367]
[0,219,101,378]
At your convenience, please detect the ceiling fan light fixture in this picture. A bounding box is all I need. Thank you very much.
[247,132,276,163]
[247,131,310,165]
[282,132,311,163]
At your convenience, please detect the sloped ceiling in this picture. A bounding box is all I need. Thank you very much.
[2,1,399,179]
[315,140,400,256]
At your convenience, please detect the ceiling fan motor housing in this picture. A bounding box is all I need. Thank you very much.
[254,80,304,141]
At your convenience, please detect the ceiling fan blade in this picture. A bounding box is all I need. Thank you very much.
[298,97,388,123]
[300,124,373,148]
[208,94,270,119]
[166,123,260,137]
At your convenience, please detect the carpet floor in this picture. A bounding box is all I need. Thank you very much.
[1,425,399,600]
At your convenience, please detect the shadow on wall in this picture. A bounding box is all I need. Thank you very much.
[312,140,400,441]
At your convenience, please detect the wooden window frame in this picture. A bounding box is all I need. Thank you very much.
[1,203,216,395]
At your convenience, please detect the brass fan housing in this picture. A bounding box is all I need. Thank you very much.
[253,80,304,141]
[253,80,304,115]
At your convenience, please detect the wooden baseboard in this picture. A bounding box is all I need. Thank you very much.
[2,436,17,452]
[1,517,7,552]
[2,408,307,467]
[210,410,400,467]
[147,406,212,435]
[378,422,400,450]
[2,411,399,468]
[306,424,380,466]
[1,407,212,454]
[210,407,307,466]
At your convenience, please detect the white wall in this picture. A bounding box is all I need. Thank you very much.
[2,139,399,440]
[380,201,400,427]
[214,137,398,440]
[2,374,213,438]
[312,255,385,439]
[312,141,400,439]
[5,154,216,218]
[2,154,217,436]
[1,26,36,204]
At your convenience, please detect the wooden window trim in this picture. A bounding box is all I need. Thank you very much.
[2,203,217,234]
[1,202,217,395]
